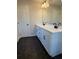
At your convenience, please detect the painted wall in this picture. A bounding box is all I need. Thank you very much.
[29,3,43,35]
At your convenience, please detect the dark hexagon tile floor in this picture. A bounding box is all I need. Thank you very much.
[17,36,62,59]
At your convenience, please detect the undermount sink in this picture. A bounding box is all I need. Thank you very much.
[44,24,62,29]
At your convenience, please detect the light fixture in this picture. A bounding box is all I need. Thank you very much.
[41,0,49,8]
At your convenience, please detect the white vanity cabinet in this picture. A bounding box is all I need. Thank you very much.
[35,25,62,57]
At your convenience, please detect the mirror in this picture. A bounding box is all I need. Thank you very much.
[42,0,62,25]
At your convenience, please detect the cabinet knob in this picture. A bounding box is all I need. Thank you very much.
[17,22,19,24]
[27,24,29,26]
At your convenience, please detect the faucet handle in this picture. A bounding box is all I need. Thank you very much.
[58,23,62,26]
[53,23,57,26]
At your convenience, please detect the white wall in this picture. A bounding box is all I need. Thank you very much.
[29,3,43,35]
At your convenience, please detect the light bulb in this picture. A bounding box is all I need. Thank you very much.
[41,0,49,8]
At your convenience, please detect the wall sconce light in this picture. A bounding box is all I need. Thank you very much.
[41,0,49,8]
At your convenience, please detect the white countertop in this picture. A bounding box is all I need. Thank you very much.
[36,24,62,33]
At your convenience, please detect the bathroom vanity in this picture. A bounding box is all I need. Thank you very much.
[35,24,62,57]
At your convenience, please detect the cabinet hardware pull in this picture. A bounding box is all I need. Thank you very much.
[44,35,45,40]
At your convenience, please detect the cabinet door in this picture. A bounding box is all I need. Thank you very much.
[35,26,40,38]
[50,32,62,57]
[17,4,31,40]
[43,30,52,53]
[35,26,43,42]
